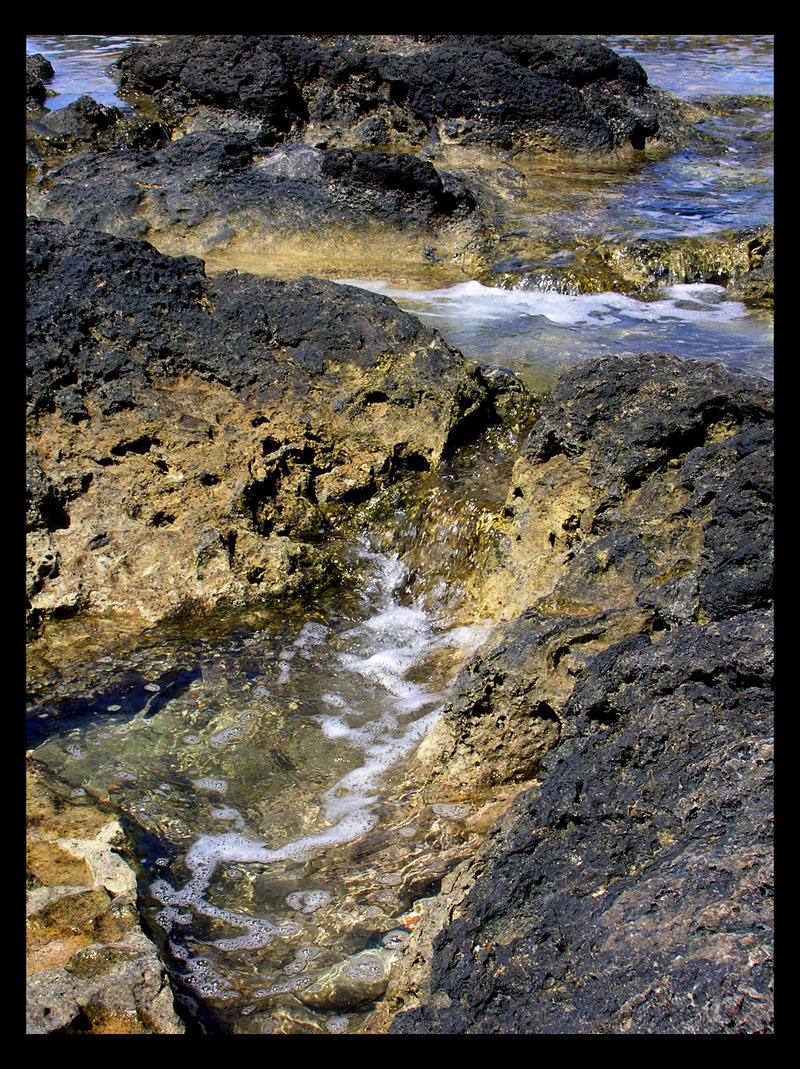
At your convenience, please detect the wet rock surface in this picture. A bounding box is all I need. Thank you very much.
[26,36,771,302]
[26,36,772,1035]
[26,218,506,638]
[380,353,773,1033]
[389,611,773,1034]
[26,762,186,1033]
[595,226,774,307]
[26,53,54,111]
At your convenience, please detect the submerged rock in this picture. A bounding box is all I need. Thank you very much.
[26,218,512,639]
[596,226,774,307]
[382,352,773,1034]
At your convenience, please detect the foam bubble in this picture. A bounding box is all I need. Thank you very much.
[342,278,750,329]
[192,777,228,793]
[285,889,331,913]
[146,546,492,984]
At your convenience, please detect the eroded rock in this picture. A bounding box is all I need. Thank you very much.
[111,35,698,156]
[26,218,512,639]
[26,135,490,280]
[26,761,185,1034]
[381,352,773,1034]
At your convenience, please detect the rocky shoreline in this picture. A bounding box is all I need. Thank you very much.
[26,35,773,1034]
[377,353,774,1033]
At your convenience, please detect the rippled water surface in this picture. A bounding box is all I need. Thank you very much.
[26,34,774,1033]
[26,34,167,110]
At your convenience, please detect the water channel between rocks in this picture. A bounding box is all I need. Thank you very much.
[28,430,520,1033]
[26,35,774,1034]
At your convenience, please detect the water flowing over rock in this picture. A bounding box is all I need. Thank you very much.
[26,35,773,1036]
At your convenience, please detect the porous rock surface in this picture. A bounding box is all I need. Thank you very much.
[26,217,506,638]
[25,37,772,1036]
[380,352,773,1034]
[26,134,488,276]
[112,35,694,155]
[26,53,54,111]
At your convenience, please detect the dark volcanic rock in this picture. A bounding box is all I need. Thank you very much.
[26,134,483,264]
[112,34,695,155]
[114,34,308,142]
[35,94,122,141]
[391,609,773,1034]
[26,53,54,110]
[26,217,507,634]
[388,352,773,1034]
[521,350,772,491]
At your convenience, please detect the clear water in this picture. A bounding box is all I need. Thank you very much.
[26,35,774,1033]
[342,278,773,390]
[26,34,167,111]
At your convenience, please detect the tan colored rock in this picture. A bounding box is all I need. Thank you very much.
[26,762,185,1034]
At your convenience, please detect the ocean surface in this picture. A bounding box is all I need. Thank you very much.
[26,34,774,1034]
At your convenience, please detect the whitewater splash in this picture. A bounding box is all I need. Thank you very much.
[341,278,773,384]
[344,277,750,326]
[149,544,491,999]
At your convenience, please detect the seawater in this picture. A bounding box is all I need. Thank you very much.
[29,531,497,1032]
[26,34,774,1033]
[341,278,773,389]
[26,35,168,110]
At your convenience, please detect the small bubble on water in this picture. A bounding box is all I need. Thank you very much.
[286,889,331,913]
[377,872,402,886]
[343,955,384,982]
[326,1016,350,1033]
[432,802,471,820]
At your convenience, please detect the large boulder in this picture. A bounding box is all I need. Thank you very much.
[26,218,511,638]
[111,35,698,155]
[26,134,489,279]
[389,610,773,1034]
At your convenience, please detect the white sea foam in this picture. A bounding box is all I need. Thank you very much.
[342,278,749,328]
[152,546,490,966]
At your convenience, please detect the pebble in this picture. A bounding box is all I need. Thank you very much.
[432,802,471,820]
